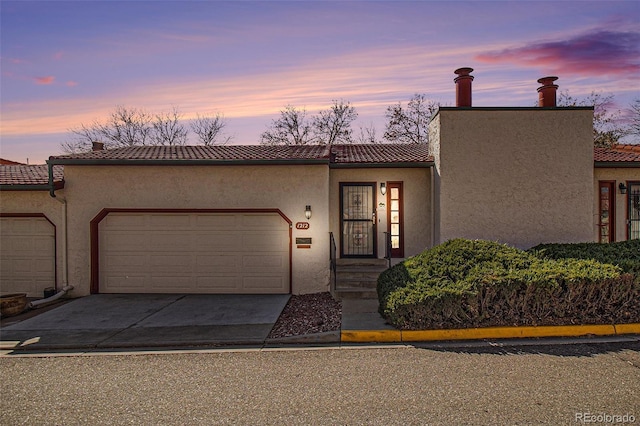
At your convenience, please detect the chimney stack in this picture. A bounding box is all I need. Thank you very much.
[454,67,474,107]
[537,76,558,107]
[92,141,104,151]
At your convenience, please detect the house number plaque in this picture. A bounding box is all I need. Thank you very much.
[296,222,310,230]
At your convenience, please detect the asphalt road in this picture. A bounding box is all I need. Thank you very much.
[1,341,639,425]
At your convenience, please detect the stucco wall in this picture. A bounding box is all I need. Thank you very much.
[430,108,594,249]
[0,190,67,291]
[329,167,432,260]
[61,164,330,296]
[594,167,640,241]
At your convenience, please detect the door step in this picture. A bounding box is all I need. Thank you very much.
[332,259,388,300]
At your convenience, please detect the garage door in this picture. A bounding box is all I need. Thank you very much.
[98,212,290,294]
[0,216,55,297]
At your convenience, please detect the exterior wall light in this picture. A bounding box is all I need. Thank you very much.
[619,182,627,194]
[380,183,387,196]
[305,205,312,220]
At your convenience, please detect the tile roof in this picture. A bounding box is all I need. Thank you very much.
[49,145,329,162]
[330,144,431,164]
[0,158,25,165]
[48,144,434,164]
[594,144,640,163]
[0,165,64,186]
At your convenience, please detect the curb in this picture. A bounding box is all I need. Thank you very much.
[341,323,640,343]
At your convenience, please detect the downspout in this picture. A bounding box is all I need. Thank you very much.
[38,161,74,308]
[48,161,57,198]
[55,196,69,290]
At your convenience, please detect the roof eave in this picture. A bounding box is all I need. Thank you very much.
[0,182,63,191]
[46,158,330,166]
[594,161,640,168]
[330,161,434,169]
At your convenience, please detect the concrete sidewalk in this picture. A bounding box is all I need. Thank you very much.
[0,294,291,351]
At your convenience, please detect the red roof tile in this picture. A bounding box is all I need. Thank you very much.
[594,144,640,163]
[48,144,434,164]
[0,165,64,186]
[330,144,431,164]
[49,145,330,161]
[0,158,25,165]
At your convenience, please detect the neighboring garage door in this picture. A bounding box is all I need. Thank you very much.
[0,215,55,297]
[98,211,290,294]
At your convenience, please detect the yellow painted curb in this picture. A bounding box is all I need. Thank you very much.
[615,323,640,335]
[401,324,616,342]
[341,323,640,343]
[341,330,401,343]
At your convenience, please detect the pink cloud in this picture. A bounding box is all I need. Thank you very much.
[34,76,55,85]
[53,51,64,60]
[476,30,640,77]
[10,58,27,64]
[66,80,78,87]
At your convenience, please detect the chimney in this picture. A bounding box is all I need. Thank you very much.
[537,76,558,107]
[92,141,104,151]
[454,67,474,107]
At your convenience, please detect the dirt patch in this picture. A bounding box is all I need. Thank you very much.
[268,292,342,338]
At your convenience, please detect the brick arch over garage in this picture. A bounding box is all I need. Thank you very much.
[90,208,292,294]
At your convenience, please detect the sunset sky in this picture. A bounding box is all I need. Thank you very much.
[1,1,639,164]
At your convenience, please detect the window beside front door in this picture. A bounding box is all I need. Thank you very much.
[598,181,615,243]
[628,182,640,240]
[340,183,376,257]
[387,182,404,257]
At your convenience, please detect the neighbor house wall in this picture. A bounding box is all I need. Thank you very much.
[430,108,594,249]
[329,167,432,260]
[594,167,640,242]
[61,164,329,296]
[0,190,66,291]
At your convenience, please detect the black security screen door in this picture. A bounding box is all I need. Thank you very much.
[340,183,376,257]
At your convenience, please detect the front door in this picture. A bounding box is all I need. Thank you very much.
[340,183,376,257]
[628,182,640,240]
[598,181,615,243]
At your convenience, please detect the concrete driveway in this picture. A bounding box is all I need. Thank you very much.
[0,294,290,350]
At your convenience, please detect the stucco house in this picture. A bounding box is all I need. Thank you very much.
[1,68,639,299]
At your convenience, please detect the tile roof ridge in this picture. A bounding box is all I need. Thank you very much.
[611,143,640,153]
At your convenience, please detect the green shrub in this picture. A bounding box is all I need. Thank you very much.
[529,240,640,276]
[378,239,639,330]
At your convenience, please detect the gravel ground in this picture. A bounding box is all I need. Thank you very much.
[2,342,638,425]
[268,292,342,338]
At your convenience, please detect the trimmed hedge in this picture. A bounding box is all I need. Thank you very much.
[529,240,640,277]
[378,239,639,330]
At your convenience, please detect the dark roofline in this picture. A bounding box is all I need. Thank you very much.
[0,181,64,192]
[431,106,594,120]
[595,161,640,168]
[46,158,329,166]
[330,161,433,169]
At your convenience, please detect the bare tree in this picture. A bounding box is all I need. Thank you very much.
[557,91,624,147]
[152,107,188,146]
[61,106,154,153]
[312,100,358,145]
[102,106,154,147]
[384,94,440,144]
[61,121,106,153]
[191,113,232,146]
[260,105,316,145]
[356,122,379,144]
[625,98,640,143]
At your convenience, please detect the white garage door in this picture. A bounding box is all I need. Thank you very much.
[99,212,290,294]
[0,216,56,297]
